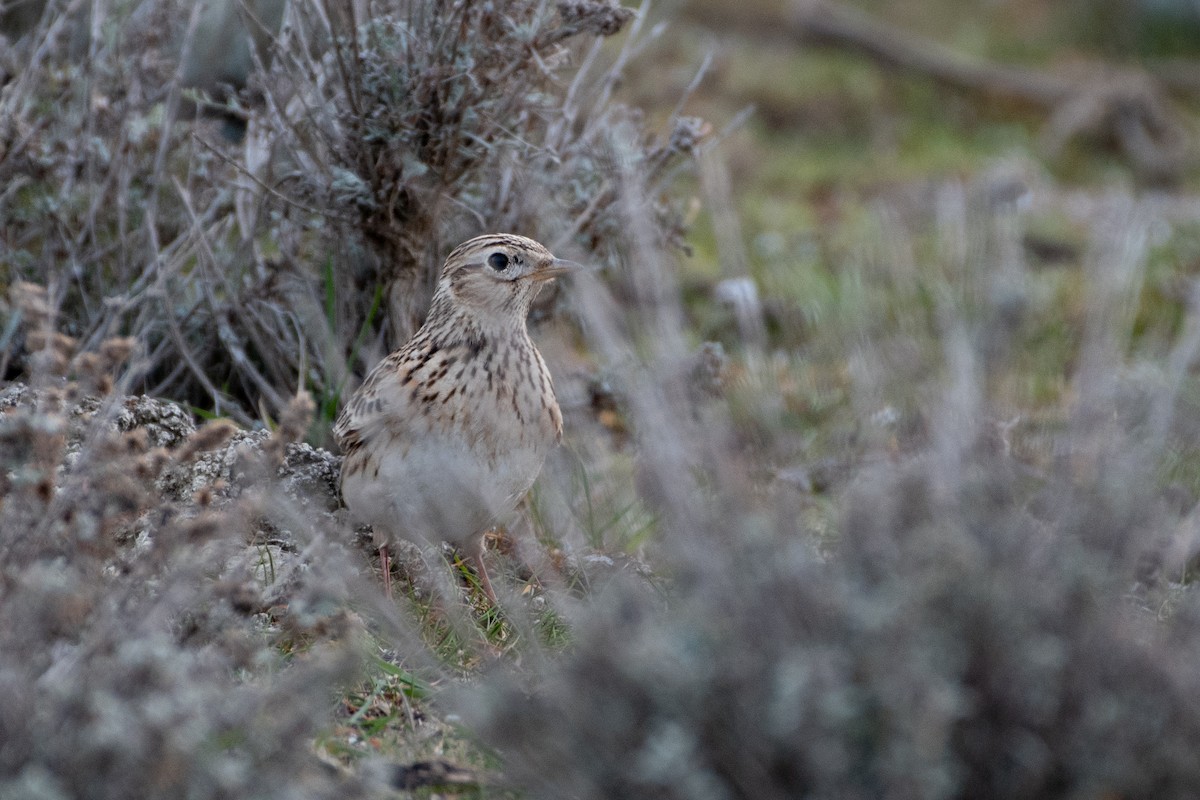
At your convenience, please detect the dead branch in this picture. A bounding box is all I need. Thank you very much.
[787,0,1191,183]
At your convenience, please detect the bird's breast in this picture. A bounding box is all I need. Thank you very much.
[340,332,561,543]
[421,334,562,450]
[342,433,549,543]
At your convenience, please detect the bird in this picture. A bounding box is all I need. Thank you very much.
[334,233,577,602]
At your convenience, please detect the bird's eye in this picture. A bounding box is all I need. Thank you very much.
[488,252,509,271]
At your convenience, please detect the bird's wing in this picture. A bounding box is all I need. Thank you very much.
[333,347,413,459]
[333,339,466,458]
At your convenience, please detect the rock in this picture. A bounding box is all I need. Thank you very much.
[158,429,269,502]
[281,442,342,513]
[116,395,196,448]
[224,543,308,610]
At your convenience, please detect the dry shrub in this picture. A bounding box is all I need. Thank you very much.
[0,0,703,424]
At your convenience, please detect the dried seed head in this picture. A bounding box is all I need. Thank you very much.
[264,391,314,466]
[136,447,171,481]
[72,337,139,395]
[277,390,315,444]
[122,428,149,454]
[96,472,149,517]
[40,387,65,414]
[72,352,102,378]
[175,419,238,464]
[193,484,215,507]
[71,352,115,396]
[10,281,50,325]
[26,328,75,377]
[99,336,138,368]
[181,512,223,542]
[26,330,76,358]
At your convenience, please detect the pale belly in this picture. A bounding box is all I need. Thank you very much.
[341,435,549,548]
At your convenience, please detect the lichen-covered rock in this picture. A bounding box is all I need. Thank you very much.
[1,384,345,547]
[224,542,310,610]
[281,442,342,512]
[1,384,199,455]
[116,394,197,448]
[157,429,269,502]
[156,432,342,512]
[0,382,33,410]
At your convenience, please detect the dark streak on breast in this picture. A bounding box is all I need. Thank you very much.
[414,343,440,371]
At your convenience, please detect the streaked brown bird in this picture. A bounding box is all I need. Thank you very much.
[335,234,576,601]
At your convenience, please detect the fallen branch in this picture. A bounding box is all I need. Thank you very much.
[788,0,1192,182]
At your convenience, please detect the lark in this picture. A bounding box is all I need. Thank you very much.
[335,234,576,602]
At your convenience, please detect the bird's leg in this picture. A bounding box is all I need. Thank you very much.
[379,544,393,599]
[466,537,498,605]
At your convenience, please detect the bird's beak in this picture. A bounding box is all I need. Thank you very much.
[531,258,585,281]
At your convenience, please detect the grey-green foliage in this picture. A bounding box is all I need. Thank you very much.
[0,379,367,800]
[470,201,1200,800]
[478,397,1200,799]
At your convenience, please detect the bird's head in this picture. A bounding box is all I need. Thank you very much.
[437,234,580,320]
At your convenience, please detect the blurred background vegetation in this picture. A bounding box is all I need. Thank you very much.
[6,0,1200,798]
